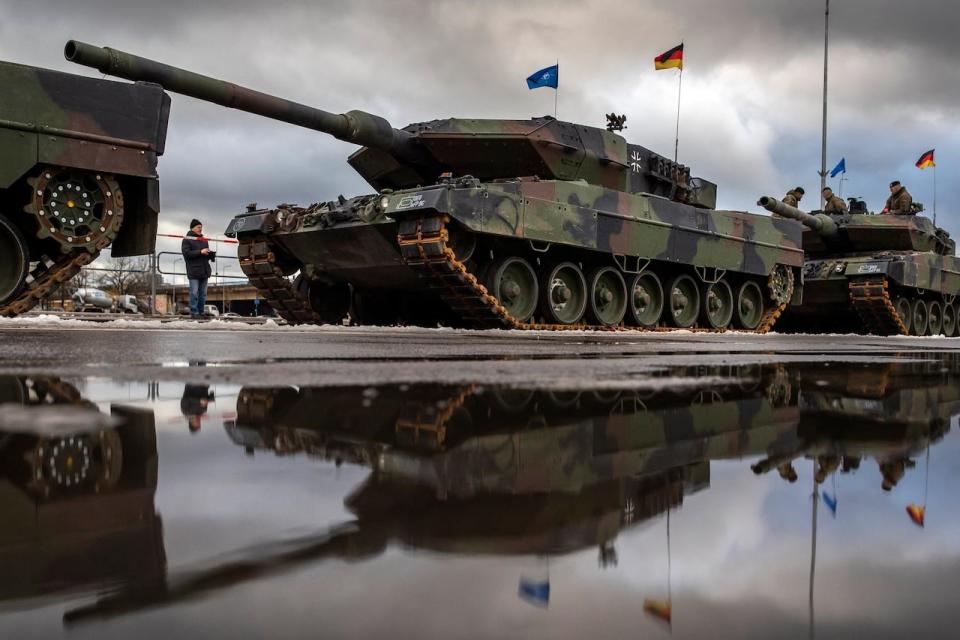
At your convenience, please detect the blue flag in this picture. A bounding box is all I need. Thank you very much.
[829,158,846,178]
[821,490,837,516]
[526,64,558,90]
[518,577,550,607]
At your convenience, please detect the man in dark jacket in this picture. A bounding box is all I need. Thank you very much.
[181,219,215,319]
[180,383,213,433]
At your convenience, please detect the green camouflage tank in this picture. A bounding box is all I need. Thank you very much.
[67,40,803,332]
[760,196,960,335]
[0,53,170,316]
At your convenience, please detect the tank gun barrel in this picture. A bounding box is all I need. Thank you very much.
[757,196,838,236]
[64,40,416,159]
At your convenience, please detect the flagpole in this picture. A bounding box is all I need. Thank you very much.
[554,59,559,118]
[933,164,937,225]
[819,0,830,207]
[674,65,683,163]
[809,463,818,640]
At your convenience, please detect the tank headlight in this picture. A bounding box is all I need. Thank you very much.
[276,210,286,222]
[834,262,845,273]
[379,196,390,210]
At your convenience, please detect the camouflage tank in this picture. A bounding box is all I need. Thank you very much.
[759,196,960,336]
[0,53,170,316]
[67,40,803,331]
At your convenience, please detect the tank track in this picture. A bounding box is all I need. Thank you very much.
[0,250,98,317]
[395,385,475,449]
[237,216,787,332]
[237,237,326,325]
[848,277,908,336]
[397,214,786,333]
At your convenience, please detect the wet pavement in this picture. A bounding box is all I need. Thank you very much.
[1,323,960,638]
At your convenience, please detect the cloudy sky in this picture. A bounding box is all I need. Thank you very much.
[2,0,957,264]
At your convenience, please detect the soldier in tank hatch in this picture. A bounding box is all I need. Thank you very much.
[883,181,913,215]
[782,187,804,208]
[821,187,847,214]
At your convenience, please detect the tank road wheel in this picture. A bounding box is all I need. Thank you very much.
[627,272,664,328]
[734,281,765,330]
[700,279,734,329]
[665,274,701,328]
[0,214,29,306]
[446,223,477,263]
[910,299,929,336]
[943,303,958,337]
[587,267,628,326]
[540,262,587,325]
[894,297,913,334]
[26,167,124,254]
[485,256,538,323]
[295,275,351,324]
[926,300,943,336]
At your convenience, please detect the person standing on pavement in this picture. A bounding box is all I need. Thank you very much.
[181,219,215,319]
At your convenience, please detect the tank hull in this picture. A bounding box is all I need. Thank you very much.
[781,250,960,335]
[228,180,803,330]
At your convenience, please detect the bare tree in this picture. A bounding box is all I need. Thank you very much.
[94,256,152,296]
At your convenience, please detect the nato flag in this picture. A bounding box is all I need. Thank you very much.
[829,158,846,178]
[526,64,559,90]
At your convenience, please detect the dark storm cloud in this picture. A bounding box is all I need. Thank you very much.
[1,0,958,243]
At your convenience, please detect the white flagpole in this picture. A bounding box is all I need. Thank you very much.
[933,163,937,225]
[674,64,683,163]
[554,59,559,118]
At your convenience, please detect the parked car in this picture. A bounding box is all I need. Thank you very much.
[203,305,220,318]
[221,312,241,318]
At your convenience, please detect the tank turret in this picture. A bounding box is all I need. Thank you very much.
[758,195,953,256]
[65,40,712,206]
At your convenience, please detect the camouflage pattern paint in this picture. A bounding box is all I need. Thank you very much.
[0,59,170,257]
[69,41,804,329]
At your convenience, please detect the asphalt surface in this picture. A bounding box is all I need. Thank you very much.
[1,318,958,387]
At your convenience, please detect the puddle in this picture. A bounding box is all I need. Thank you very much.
[1,355,959,637]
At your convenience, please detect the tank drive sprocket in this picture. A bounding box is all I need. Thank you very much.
[25,166,125,254]
[767,264,795,307]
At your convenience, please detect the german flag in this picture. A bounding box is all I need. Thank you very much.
[654,43,684,71]
[916,149,936,170]
[906,504,925,527]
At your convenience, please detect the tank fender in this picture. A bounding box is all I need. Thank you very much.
[109,177,160,257]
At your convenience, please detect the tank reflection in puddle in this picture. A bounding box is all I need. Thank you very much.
[50,357,960,625]
[0,376,164,608]
[753,357,957,490]
[225,366,802,559]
